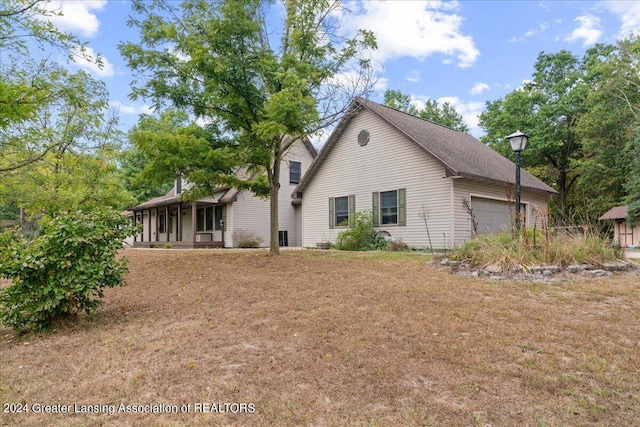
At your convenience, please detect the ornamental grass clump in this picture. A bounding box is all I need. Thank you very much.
[452,229,621,271]
[0,210,137,332]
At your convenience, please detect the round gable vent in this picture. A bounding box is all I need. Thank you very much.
[357,129,370,146]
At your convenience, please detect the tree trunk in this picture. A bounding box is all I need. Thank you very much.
[558,168,567,221]
[269,179,280,255]
[269,152,281,256]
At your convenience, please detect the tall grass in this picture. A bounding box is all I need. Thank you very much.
[452,229,622,270]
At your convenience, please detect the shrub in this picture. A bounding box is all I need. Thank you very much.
[335,211,386,251]
[0,210,137,332]
[232,229,263,248]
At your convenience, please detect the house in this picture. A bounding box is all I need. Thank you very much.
[598,206,639,248]
[293,97,557,249]
[128,137,316,248]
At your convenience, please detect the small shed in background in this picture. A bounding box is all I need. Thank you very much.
[598,206,639,248]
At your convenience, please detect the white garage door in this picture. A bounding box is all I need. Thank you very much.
[471,197,516,235]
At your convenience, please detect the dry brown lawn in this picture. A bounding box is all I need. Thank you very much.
[1,249,639,427]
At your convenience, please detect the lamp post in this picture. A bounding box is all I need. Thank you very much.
[506,130,529,232]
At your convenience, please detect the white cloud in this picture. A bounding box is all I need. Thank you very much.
[524,22,549,38]
[564,15,602,46]
[348,1,480,68]
[72,47,114,77]
[470,82,489,95]
[601,1,640,38]
[110,101,153,116]
[405,70,421,83]
[509,22,549,42]
[44,1,107,38]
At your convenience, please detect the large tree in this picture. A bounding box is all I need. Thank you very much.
[0,66,132,215]
[576,40,639,223]
[119,0,378,254]
[383,89,469,133]
[0,0,97,171]
[479,49,605,221]
[600,37,640,225]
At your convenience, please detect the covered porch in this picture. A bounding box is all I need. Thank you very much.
[130,199,227,249]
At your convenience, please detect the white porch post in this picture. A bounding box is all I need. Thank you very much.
[192,202,197,246]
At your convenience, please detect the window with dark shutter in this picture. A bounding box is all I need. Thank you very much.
[380,190,398,224]
[373,189,406,226]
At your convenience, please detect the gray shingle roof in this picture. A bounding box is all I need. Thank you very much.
[295,97,557,196]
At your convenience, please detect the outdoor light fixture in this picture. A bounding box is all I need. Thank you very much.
[506,130,529,232]
[507,130,528,153]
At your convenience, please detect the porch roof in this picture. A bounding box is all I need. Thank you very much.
[130,187,235,211]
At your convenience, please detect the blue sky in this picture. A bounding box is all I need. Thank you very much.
[41,0,640,140]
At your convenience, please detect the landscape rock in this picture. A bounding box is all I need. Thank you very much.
[483,264,502,274]
[601,261,632,272]
[566,264,584,273]
[588,269,607,277]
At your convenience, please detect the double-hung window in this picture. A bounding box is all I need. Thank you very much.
[329,195,355,228]
[335,196,349,226]
[289,161,301,184]
[380,191,398,224]
[372,189,406,226]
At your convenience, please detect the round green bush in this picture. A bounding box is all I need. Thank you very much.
[0,210,137,332]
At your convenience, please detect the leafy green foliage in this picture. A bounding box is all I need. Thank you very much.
[0,0,100,170]
[626,131,640,226]
[0,210,137,332]
[119,145,173,207]
[0,204,19,221]
[335,211,386,251]
[383,89,469,133]
[574,41,638,224]
[479,49,593,219]
[127,110,246,199]
[0,65,133,215]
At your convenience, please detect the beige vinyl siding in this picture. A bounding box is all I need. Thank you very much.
[223,203,233,247]
[452,179,550,246]
[230,190,271,247]
[301,109,453,249]
[230,138,314,248]
[279,139,314,246]
[182,207,194,243]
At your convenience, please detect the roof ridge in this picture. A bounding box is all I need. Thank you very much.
[357,96,466,134]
